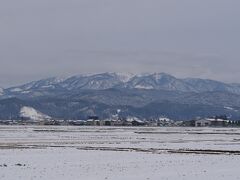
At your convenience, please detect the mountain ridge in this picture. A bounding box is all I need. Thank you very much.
[2,72,240,97]
[1,72,240,120]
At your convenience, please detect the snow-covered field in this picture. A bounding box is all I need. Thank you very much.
[1,126,240,180]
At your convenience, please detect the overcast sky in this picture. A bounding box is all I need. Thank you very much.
[0,0,240,87]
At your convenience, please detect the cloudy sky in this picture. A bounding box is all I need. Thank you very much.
[0,0,240,87]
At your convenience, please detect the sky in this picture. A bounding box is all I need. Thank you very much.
[0,0,240,87]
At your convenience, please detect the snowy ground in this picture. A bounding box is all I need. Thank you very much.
[1,126,240,180]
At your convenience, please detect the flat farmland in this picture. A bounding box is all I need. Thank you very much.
[1,126,240,180]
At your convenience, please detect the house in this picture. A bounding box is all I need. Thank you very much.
[68,120,85,126]
[86,119,104,126]
[112,120,124,126]
[96,120,105,126]
[102,119,124,126]
[195,118,229,127]
[122,120,133,126]
[123,117,145,126]
[211,119,228,127]
[195,119,212,127]
[86,119,97,126]
[157,117,175,126]
[104,119,115,126]
[132,119,145,126]
[146,120,158,127]
[44,120,61,126]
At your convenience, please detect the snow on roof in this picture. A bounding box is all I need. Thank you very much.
[197,118,229,122]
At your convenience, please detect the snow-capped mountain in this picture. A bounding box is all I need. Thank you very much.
[7,77,66,94]
[2,72,240,97]
[60,72,132,90]
[20,106,51,121]
[4,73,134,96]
[124,73,196,91]
[1,72,240,120]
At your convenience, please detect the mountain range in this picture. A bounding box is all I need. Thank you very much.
[0,72,240,120]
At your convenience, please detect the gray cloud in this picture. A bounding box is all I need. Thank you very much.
[0,0,240,87]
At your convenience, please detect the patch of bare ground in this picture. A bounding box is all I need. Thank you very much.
[135,131,240,135]
[76,146,240,155]
[2,142,239,156]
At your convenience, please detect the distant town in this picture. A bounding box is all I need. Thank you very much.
[1,114,240,127]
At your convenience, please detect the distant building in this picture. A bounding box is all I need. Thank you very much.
[68,120,85,126]
[112,120,124,126]
[195,118,229,127]
[96,120,105,126]
[157,117,175,126]
[125,117,145,126]
[132,119,145,126]
[210,119,228,127]
[86,119,104,126]
[122,120,132,126]
[103,119,114,126]
[195,119,212,127]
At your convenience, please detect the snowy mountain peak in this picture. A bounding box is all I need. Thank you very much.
[108,72,135,82]
[60,72,126,90]
[124,72,190,91]
[20,106,51,121]
[3,72,240,97]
